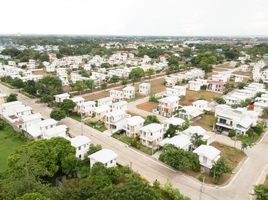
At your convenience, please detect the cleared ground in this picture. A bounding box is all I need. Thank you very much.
[180,89,222,106]
[136,102,158,112]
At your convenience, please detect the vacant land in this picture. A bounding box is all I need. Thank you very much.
[180,90,222,105]
[0,120,27,171]
[136,102,158,112]
[192,112,216,131]
[232,71,252,77]
[211,141,246,169]
[83,90,110,101]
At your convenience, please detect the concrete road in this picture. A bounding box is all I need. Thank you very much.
[1,83,268,200]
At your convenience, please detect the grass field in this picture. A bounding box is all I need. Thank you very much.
[180,89,222,105]
[0,120,27,171]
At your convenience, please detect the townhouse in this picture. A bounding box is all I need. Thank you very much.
[139,82,151,96]
[166,85,186,97]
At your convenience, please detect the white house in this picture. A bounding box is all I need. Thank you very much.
[160,134,191,151]
[111,101,128,112]
[124,116,145,137]
[215,105,258,134]
[98,97,113,107]
[189,79,208,91]
[192,100,209,111]
[163,117,185,132]
[166,85,186,97]
[105,110,128,132]
[20,113,42,131]
[54,93,70,103]
[139,82,151,96]
[234,75,244,83]
[193,145,221,171]
[177,106,203,120]
[42,125,68,139]
[123,85,135,99]
[158,96,180,117]
[78,101,96,116]
[71,96,85,106]
[69,136,91,160]
[89,149,118,168]
[139,123,164,149]
[94,105,111,120]
[110,90,124,101]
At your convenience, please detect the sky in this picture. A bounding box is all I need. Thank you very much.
[1,0,268,36]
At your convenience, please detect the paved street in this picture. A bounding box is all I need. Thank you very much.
[1,83,268,200]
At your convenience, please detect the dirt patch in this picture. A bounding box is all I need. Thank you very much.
[83,90,110,101]
[180,90,222,106]
[136,102,158,112]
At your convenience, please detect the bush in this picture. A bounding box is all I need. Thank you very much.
[228,130,236,138]
[50,108,66,121]
[7,93,17,102]
[149,95,159,103]
[0,121,5,130]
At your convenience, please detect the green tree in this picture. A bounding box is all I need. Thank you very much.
[7,93,17,102]
[36,76,62,97]
[11,78,24,89]
[214,97,226,104]
[72,81,87,94]
[109,75,120,84]
[16,192,50,200]
[7,137,77,180]
[210,157,231,183]
[129,67,145,82]
[164,124,179,138]
[50,108,66,120]
[145,69,155,80]
[59,99,76,115]
[159,145,200,172]
[144,115,160,125]
[23,80,37,95]
[190,133,207,149]
[88,144,102,155]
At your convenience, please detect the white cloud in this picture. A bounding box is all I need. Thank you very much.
[1,0,268,36]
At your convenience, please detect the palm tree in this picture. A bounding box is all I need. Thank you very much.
[190,133,206,150]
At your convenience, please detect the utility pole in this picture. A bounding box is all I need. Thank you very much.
[199,176,205,200]
[80,112,84,136]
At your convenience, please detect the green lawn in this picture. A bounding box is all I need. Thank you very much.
[69,112,81,122]
[86,119,107,132]
[112,133,155,155]
[0,120,27,171]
